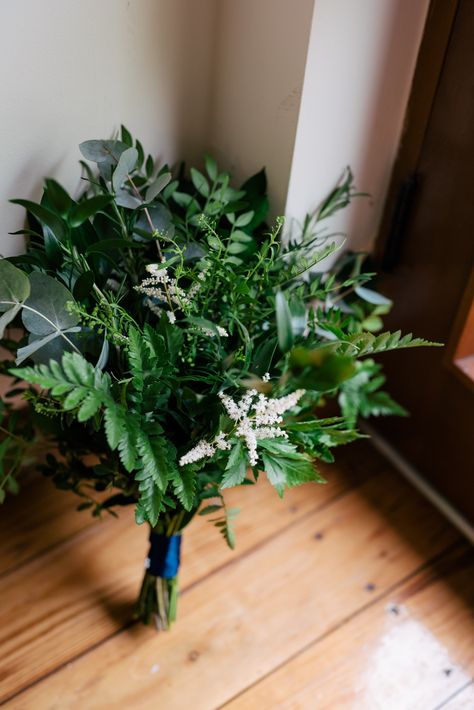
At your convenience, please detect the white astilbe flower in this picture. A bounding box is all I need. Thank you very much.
[201,325,229,338]
[179,388,306,468]
[179,431,231,466]
[179,439,216,467]
[135,263,193,322]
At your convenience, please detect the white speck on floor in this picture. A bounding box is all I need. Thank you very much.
[150,664,160,675]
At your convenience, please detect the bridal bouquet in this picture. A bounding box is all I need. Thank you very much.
[0,127,436,629]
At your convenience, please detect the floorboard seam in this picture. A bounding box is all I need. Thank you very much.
[431,678,474,710]
[0,477,370,706]
[217,539,466,709]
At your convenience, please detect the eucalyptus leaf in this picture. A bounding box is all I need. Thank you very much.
[133,205,174,239]
[79,139,128,164]
[17,328,81,365]
[355,286,393,306]
[0,259,30,313]
[22,272,79,339]
[96,337,110,370]
[0,305,21,338]
[275,290,294,353]
[79,139,129,183]
[115,190,141,209]
[145,172,172,203]
[112,147,138,191]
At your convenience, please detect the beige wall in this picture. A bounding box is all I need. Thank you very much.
[285,0,430,256]
[1,0,428,260]
[208,0,315,218]
[0,0,217,256]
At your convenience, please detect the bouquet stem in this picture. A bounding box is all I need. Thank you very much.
[134,519,183,629]
[135,571,179,630]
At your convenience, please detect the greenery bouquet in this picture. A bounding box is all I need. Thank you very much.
[0,127,436,629]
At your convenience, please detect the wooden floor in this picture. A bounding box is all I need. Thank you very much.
[0,441,473,709]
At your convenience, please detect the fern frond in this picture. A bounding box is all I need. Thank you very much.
[170,466,196,511]
[335,330,442,357]
[12,352,128,453]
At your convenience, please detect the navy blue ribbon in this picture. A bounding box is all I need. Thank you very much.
[146,532,181,578]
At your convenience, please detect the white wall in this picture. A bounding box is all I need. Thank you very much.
[0,0,217,256]
[285,0,429,256]
[1,0,429,261]
[208,0,315,218]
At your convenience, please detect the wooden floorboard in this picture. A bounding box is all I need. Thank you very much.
[0,444,370,704]
[0,472,96,577]
[0,442,471,709]
[226,544,474,710]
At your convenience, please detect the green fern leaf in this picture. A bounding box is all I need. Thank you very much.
[77,390,103,422]
[170,466,196,510]
[134,479,163,527]
[117,419,138,472]
[103,404,126,450]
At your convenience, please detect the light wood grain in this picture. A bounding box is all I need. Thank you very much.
[0,446,366,704]
[0,440,368,579]
[226,545,474,710]
[0,472,97,576]
[5,465,460,709]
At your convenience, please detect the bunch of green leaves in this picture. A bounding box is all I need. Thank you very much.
[0,126,440,546]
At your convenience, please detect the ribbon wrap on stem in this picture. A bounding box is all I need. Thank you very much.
[146,531,181,578]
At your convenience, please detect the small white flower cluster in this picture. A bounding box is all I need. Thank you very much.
[200,325,229,338]
[136,264,189,307]
[220,388,305,465]
[136,263,210,324]
[178,387,305,468]
[179,431,231,467]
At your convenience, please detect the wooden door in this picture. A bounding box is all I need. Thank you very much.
[373,0,474,521]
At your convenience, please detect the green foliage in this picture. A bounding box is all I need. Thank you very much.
[258,438,324,496]
[0,126,439,547]
[338,360,408,426]
[199,495,240,550]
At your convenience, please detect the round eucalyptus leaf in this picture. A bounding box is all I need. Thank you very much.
[22,272,79,336]
[0,259,30,312]
[145,172,172,203]
[133,205,174,240]
[112,147,138,192]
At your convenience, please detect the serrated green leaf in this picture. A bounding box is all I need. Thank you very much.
[220,442,248,489]
[171,467,196,510]
[104,405,126,450]
[77,390,103,422]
